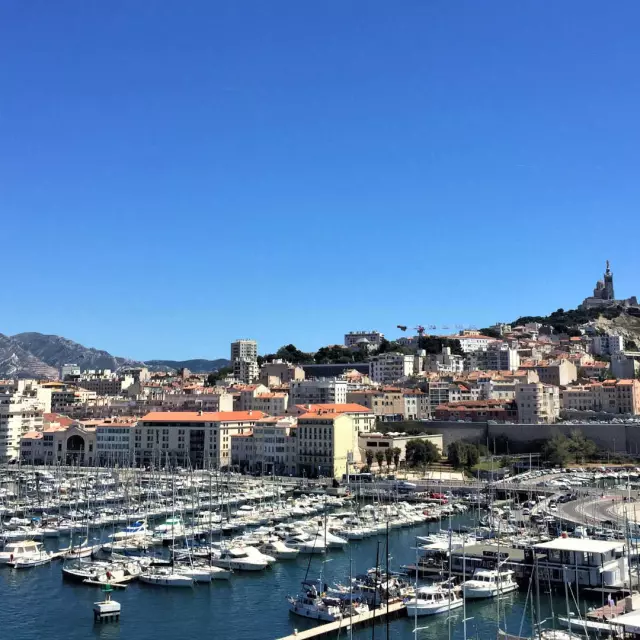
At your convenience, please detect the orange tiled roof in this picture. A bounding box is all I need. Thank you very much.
[141,411,266,422]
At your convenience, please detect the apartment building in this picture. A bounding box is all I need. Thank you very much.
[161,390,234,412]
[136,410,266,468]
[346,388,405,421]
[344,331,385,348]
[231,416,298,475]
[0,380,46,462]
[233,358,259,384]
[534,360,578,386]
[250,392,289,415]
[434,400,518,423]
[77,373,134,396]
[425,347,465,374]
[515,383,560,424]
[290,379,348,406]
[591,334,625,356]
[235,384,270,410]
[259,360,305,386]
[231,339,258,361]
[94,418,136,465]
[456,332,496,353]
[560,380,640,415]
[369,353,415,384]
[48,385,98,414]
[296,409,362,478]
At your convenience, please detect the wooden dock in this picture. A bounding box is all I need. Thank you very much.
[277,601,406,640]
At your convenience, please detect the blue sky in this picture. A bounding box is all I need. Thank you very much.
[2,1,640,360]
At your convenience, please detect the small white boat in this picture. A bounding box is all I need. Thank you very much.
[9,548,55,568]
[139,568,193,587]
[405,584,464,617]
[462,568,519,599]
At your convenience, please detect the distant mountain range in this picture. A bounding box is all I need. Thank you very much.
[0,332,229,378]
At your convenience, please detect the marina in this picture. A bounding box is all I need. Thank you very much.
[3,465,640,639]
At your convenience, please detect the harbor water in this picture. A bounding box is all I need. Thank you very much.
[0,516,571,640]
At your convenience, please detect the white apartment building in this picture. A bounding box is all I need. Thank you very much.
[591,334,625,356]
[231,339,258,361]
[0,380,46,462]
[161,391,234,412]
[77,374,134,396]
[515,383,560,424]
[233,358,259,384]
[344,331,385,348]
[477,378,517,401]
[244,416,298,475]
[61,363,81,379]
[136,410,266,468]
[290,379,348,406]
[456,332,495,353]
[425,347,465,374]
[369,353,415,384]
[484,343,521,371]
[95,418,136,465]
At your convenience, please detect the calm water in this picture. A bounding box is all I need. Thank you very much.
[0,518,576,640]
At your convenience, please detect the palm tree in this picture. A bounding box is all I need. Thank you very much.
[365,449,374,468]
[375,450,385,471]
[392,447,402,469]
[384,448,393,468]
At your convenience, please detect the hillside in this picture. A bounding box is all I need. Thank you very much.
[11,332,140,373]
[512,306,640,346]
[0,331,229,378]
[145,359,230,373]
[0,334,59,379]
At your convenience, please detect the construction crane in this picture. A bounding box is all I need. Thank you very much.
[396,325,425,336]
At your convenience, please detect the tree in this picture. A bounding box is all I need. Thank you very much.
[365,449,374,468]
[626,339,638,351]
[275,344,314,365]
[405,439,441,467]
[567,430,597,463]
[314,345,354,364]
[542,434,571,466]
[375,450,385,470]
[392,447,402,469]
[206,366,233,386]
[447,440,480,469]
[384,448,394,468]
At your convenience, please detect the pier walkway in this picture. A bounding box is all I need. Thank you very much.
[277,601,406,640]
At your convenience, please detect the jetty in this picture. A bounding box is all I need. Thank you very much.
[277,601,406,640]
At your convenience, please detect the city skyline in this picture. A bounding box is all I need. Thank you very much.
[3,1,640,359]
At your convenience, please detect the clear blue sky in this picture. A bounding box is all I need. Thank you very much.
[3,1,640,360]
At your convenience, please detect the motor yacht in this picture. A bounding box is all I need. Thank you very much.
[462,568,519,599]
[405,584,464,616]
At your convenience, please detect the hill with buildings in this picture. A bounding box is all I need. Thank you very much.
[144,358,230,373]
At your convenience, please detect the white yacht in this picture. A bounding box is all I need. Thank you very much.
[259,538,299,560]
[0,540,47,565]
[286,533,327,554]
[210,546,269,571]
[288,581,343,622]
[405,584,464,617]
[153,516,185,537]
[462,568,519,599]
